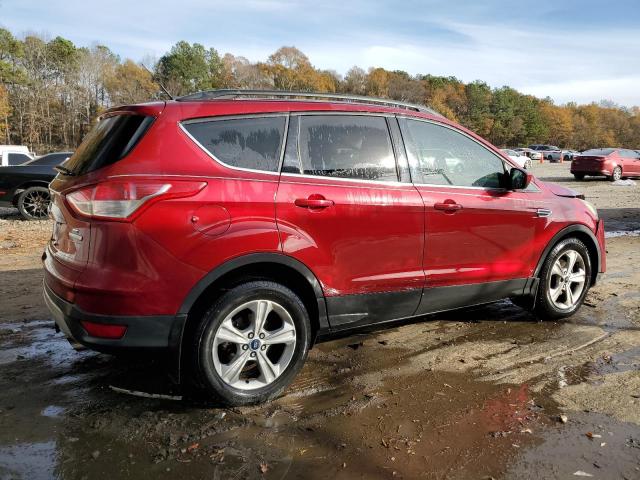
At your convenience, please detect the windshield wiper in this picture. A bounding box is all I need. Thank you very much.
[54,165,77,176]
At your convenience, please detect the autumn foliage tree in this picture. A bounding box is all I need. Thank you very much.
[0,28,638,153]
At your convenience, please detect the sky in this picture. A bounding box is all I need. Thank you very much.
[2,0,639,106]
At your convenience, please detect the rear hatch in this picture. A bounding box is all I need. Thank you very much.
[48,109,158,272]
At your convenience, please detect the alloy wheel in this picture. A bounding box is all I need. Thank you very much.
[548,249,587,310]
[212,299,297,390]
[613,167,622,181]
[22,189,50,219]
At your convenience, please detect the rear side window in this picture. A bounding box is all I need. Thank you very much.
[297,115,398,182]
[29,153,72,166]
[400,118,505,188]
[183,116,286,172]
[63,114,153,175]
[7,153,32,165]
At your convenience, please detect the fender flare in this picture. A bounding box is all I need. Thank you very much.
[177,252,326,315]
[533,224,601,280]
[169,253,330,383]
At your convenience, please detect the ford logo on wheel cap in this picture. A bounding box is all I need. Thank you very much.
[249,339,261,350]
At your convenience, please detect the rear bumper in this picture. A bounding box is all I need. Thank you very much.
[43,280,186,354]
[570,168,611,176]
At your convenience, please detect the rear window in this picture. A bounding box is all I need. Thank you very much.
[62,114,153,175]
[7,153,32,165]
[182,116,286,172]
[581,148,616,156]
[27,153,72,166]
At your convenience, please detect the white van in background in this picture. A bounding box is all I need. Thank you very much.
[0,146,35,166]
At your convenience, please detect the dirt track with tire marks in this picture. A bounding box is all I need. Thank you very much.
[0,162,638,479]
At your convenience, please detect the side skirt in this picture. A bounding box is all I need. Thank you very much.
[415,278,531,316]
[325,278,533,333]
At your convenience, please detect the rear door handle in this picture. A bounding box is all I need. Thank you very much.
[294,197,334,210]
[434,201,463,212]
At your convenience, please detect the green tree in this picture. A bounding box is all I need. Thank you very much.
[156,41,223,95]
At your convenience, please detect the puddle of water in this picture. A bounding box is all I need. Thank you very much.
[0,441,58,480]
[41,405,66,418]
[505,412,640,479]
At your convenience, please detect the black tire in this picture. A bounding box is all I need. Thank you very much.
[608,166,622,182]
[573,174,585,181]
[17,186,51,220]
[192,280,311,406]
[534,238,592,320]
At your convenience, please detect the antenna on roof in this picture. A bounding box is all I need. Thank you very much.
[142,63,175,101]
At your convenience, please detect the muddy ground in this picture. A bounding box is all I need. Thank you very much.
[0,162,639,479]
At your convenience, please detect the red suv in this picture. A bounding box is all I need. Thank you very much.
[43,90,606,405]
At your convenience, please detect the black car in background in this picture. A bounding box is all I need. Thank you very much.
[0,152,72,220]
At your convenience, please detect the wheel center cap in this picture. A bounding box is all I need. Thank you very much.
[249,339,261,351]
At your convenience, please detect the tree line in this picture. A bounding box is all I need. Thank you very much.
[1,28,638,154]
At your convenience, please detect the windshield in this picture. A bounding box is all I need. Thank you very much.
[61,114,153,175]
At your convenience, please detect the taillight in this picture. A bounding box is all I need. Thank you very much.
[66,179,206,220]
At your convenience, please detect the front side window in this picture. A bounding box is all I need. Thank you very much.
[399,118,506,188]
[297,115,398,182]
[183,116,286,172]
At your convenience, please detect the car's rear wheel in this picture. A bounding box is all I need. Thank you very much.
[608,166,622,182]
[17,186,51,220]
[534,238,591,319]
[192,281,311,406]
[573,174,585,181]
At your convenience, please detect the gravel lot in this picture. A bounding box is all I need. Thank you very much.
[0,162,638,479]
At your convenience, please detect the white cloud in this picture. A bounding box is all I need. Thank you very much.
[2,0,639,105]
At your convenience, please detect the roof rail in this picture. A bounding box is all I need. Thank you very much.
[176,89,441,116]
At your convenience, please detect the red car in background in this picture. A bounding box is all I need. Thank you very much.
[571,148,640,181]
[43,90,606,405]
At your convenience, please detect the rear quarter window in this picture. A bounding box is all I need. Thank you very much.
[182,116,286,172]
[62,114,153,175]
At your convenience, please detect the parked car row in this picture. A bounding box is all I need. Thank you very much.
[0,151,72,219]
[529,144,582,162]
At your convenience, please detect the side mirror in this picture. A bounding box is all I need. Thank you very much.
[509,167,532,190]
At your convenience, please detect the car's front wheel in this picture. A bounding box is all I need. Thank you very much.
[535,238,591,319]
[573,173,585,181]
[193,281,311,405]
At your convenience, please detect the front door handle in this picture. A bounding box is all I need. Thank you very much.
[295,196,334,210]
[434,201,463,212]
